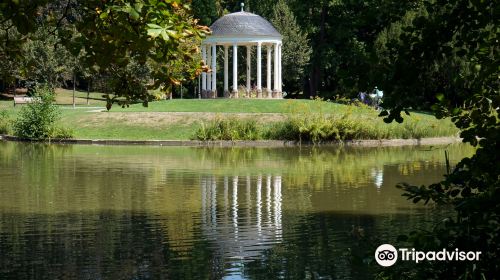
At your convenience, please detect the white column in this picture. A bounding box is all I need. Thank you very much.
[246,45,251,97]
[224,45,229,97]
[211,44,217,98]
[232,43,238,98]
[273,43,279,94]
[278,43,282,95]
[257,42,262,98]
[266,45,272,98]
[201,45,207,95]
[207,47,212,93]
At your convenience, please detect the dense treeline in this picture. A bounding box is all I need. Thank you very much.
[0,0,480,108]
[0,0,456,106]
[0,0,495,109]
[191,0,426,101]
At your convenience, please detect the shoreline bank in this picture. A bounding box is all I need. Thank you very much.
[0,134,462,147]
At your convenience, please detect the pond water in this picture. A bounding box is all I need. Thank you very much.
[0,142,474,279]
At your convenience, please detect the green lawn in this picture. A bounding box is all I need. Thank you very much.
[111,98,343,113]
[52,88,107,106]
[0,90,459,141]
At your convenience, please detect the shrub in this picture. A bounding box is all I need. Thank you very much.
[194,100,458,142]
[195,116,261,141]
[0,110,12,134]
[268,114,362,143]
[272,106,456,142]
[50,126,74,139]
[13,85,73,140]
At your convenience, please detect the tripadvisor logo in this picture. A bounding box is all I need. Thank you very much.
[375,244,398,267]
[374,244,482,267]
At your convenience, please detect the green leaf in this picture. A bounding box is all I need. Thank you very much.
[147,23,163,29]
[133,3,144,13]
[147,24,164,38]
[160,30,170,41]
[166,30,179,39]
[128,8,140,20]
[147,28,162,38]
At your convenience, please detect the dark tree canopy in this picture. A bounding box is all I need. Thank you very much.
[271,0,311,95]
[191,0,218,25]
[377,0,499,278]
[0,0,210,108]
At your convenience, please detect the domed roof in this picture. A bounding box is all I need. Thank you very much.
[210,12,281,38]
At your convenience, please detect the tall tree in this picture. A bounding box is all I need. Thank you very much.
[0,25,23,92]
[21,28,74,89]
[215,0,276,17]
[192,0,218,26]
[288,0,328,97]
[377,0,499,278]
[287,0,420,97]
[271,0,311,95]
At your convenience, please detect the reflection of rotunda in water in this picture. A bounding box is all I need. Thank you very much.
[200,175,283,260]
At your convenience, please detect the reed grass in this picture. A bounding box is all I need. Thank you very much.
[194,99,458,142]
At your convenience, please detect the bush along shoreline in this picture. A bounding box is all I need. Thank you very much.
[194,102,459,143]
[9,85,74,141]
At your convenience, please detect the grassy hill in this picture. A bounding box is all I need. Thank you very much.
[0,89,458,141]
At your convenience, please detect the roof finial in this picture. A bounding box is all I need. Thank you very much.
[240,2,245,12]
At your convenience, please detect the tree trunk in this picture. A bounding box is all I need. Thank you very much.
[72,73,76,108]
[87,79,90,105]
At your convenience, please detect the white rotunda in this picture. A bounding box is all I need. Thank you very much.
[201,6,283,99]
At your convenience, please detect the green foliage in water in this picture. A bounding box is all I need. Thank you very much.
[13,85,73,140]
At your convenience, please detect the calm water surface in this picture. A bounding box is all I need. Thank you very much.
[0,142,474,279]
